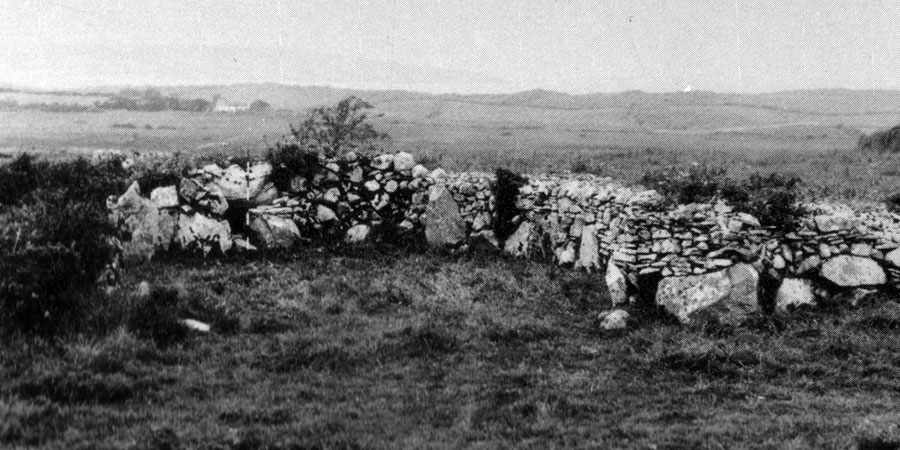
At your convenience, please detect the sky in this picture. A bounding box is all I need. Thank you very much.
[2,0,900,94]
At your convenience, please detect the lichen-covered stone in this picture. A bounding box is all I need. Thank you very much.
[424,185,466,247]
[821,255,886,287]
[656,263,758,325]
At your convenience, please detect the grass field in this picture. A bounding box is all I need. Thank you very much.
[5,103,900,202]
[4,246,900,449]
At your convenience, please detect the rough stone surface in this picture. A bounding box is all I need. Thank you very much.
[886,247,900,268]
[393,152,415,171]
[820,255,886,287]
[345,224,372,244]
[175,212,232,254]
[606,260,629,306]
[211,163,277,205]
[576,224,600,271]
[424,185,466,247]
[655,264,759,325]
[249,215,302,249]
[600,309,630,330]
[503,222,534,257]
[150,186,179,208]
[776,278,815,310]
[110,182,173,261]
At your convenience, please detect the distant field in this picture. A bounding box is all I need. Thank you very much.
[3,105,900,202]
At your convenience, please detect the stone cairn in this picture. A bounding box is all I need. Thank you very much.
[108,151,900,327]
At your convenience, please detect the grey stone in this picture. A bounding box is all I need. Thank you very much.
[249,215,302,249]
[175,212,233,255]
[345,224,372,244]
[655,263,759,325]
[576,224,600,271]
[605,260,629,306]
[150,186,179,208]
[599,309,630,330]
[504,221,534,257]
[393,152,416,171]
[424,185,466,247]
[820,255,886,287]
[776,278,815,311]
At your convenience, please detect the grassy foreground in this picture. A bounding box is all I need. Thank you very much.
[4,246,900,449]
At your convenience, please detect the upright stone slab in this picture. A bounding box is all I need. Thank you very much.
[110,182,171,262]
[605,260,629,306]
[176,212,233,254]
[576,224,600,271]
[820,255,886,287]
[655,263,759,325]
[504,222,534,257]
[424,185,466,247]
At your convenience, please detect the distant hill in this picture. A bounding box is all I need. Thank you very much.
[10,84,900,133]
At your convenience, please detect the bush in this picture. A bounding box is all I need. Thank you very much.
[642,165,804,233]
[493,168,527,242]
[0,155,130,337]
[265,143,323,193]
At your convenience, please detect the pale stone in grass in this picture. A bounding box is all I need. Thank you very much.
[504,221,534,258]
[577,224,600,271]
[600,309,630,330]
[776,278,815,311]
[821,255,886,287]
[345,224,372,244]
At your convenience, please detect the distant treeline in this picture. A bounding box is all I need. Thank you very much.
[94,89,212,112]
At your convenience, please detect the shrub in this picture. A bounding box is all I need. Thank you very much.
[265,143,323,193]
[493,168,527,242]
[642,165,804,233]
[0,155,130,337]
[287,96,389,158]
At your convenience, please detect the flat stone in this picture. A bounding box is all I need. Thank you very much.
[820,255,886,287]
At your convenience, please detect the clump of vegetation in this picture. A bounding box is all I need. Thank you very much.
[859,123,900,153]
[493,168,528,242]
[642,164,804,232]
[128,287,237,347]
[287,96,389,158]
[0,154,130,337]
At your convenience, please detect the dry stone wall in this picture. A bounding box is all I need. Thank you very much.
[108,151,900,325]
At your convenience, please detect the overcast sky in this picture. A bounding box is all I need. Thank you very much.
[2,0,899,93]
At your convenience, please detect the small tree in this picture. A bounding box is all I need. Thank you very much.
[289,96,388,157]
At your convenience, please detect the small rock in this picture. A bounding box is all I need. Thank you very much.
[384,180,399,193]
[136,281,151,298]
[371,154,394,170]
[181,319,211,333]
[393,152,415,171]
[412,164,429,178]
[599,309,630,330]
[345,224,372,244]
[316,205,338,223]
[429,168,447,180]
[364,180,380,192]
[323,187,341,204]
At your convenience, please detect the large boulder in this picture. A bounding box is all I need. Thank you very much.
[424,185,466,247]
[175,212,232,255]
[820,255,886,287]
[150,186,179,209]
[775,278,815,310]
[109,182,176,261]
[249,215,302,249]
[503,221,534,257]
[656,263,759,325]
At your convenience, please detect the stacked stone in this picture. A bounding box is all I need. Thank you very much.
[441,172,495,234]
[246,152,437,247]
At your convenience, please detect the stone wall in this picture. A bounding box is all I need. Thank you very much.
[108,151,900,326]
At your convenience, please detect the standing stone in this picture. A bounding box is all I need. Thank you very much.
[576,224,600,271]
[606,260,629,306]
[109,182,176,261]
[776,278,815,311]
[655,263,759,325]
[820,255,886,287]
[503,221,534,257]
[249,215,302,249]
[885,247,900,268]
[424,185,466,247]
